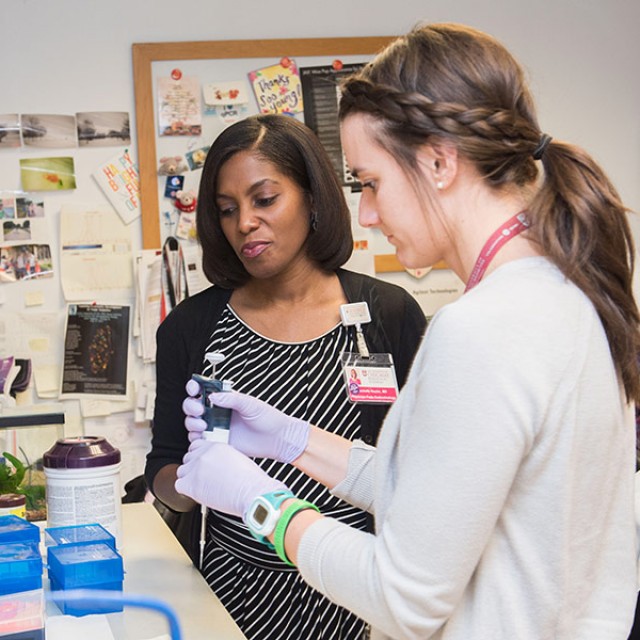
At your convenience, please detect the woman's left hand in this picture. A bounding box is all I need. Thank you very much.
[175,439,286,518]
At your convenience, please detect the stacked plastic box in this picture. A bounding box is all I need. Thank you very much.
[45,523,124,616]
[0,515,45,640]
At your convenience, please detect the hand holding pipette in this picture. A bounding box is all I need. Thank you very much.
[187,352,233,569]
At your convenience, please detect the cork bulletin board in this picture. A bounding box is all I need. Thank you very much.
[131,36,463,317]
[131,36,395,249]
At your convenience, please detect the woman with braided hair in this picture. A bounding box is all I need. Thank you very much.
[176,23,639,639]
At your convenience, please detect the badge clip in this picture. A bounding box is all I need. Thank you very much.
[340,302,371,358]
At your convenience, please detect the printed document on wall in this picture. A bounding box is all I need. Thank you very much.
[60,303,130,399]
[60,203,133,301]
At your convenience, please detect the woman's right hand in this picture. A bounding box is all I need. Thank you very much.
[183,381,310,463]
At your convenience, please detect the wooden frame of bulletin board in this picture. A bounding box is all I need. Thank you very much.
[131,36,396,251]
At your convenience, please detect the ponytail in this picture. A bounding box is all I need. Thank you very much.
[339,23,640,403]
[529,141,640,402]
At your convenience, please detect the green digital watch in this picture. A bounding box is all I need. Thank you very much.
[244,489,295,548]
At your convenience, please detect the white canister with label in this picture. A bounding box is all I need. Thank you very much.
[43,436,122,546]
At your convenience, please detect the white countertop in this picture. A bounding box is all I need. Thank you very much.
[44,502,247,640]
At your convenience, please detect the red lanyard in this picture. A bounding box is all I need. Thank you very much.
[465,211,530,292]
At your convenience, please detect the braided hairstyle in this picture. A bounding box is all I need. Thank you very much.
[339,23,640,403]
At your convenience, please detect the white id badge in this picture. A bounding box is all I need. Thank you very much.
[341,352,399,404]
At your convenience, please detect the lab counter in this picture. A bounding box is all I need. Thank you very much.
[44,502,247,640]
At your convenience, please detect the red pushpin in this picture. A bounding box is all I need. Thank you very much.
[280,57,291,68]
[332,59,343,71]
[171,68,182,80]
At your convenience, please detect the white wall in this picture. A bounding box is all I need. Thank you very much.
[0,0,638,470]
[2,0,637,206]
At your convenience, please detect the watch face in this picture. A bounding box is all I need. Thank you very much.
[254,503,269,526]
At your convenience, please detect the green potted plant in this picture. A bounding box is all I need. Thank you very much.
[1,451,46,519]
[0,451,25,493]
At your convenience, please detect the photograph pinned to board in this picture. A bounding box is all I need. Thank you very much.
[157,75,202,136]
[2,219,32,243]
[21,114,77,148]
[19,156,77,191]
[15,194,45,218]
[0,114,21,149]
[60,303,130,398]
[249,58,303,115]
[76,111,131,146]
[0,193,16,219]
[185,145,210,171]
[93,148,140,225]
[0,243,53,283]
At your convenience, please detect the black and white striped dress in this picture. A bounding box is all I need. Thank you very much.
[200,305,368,640]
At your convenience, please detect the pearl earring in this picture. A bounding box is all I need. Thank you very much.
[436,181,444,190]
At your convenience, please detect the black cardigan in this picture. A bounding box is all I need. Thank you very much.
[145,269,426,559]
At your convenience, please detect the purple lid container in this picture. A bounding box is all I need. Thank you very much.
[43,436,121,469]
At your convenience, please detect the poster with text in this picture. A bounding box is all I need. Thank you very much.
[300,63,365,184]
[61,304,130,398]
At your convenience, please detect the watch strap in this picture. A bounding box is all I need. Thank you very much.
[263,489,295,507]
[273,499,320,566]
[246,489,294,547]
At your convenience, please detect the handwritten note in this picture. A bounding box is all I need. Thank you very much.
[248,59,303,115]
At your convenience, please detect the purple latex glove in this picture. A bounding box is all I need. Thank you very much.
[183,378,208,443]
[212,390,310,462]
[183,381,310,463]
[175,439,286,518]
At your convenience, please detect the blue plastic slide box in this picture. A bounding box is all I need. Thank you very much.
[47,542,124,616]
[0,516,40,548]
[44,523,116,550]
[0,543,43,596]
[0,589,45,640]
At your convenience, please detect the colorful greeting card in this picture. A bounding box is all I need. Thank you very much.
[93,148,140,225]
[248,58,303,115]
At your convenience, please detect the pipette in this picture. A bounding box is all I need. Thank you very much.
[191,352,233,570]
[191,353,233,443]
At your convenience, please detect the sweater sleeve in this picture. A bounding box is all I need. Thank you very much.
[330,440,377,512]
[296,297,544,639]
